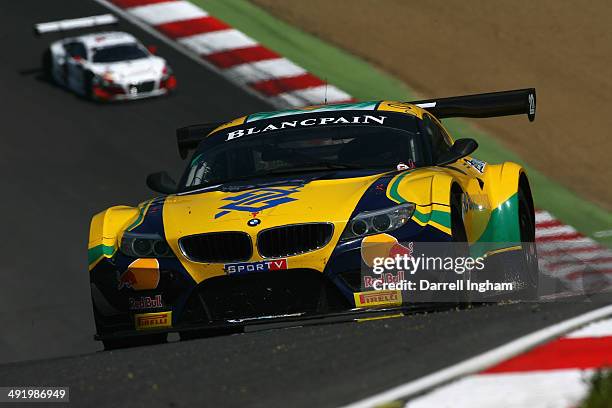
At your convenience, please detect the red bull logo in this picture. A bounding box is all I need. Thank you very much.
[361,234,413,267]
[388,241,413,258]
[363,270,406,289]
[117,258,160,291]
[117,270,138,290]
[129,295,164,310]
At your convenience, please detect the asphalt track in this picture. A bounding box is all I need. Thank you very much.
[0,0,269,364]
[0,1,610,407]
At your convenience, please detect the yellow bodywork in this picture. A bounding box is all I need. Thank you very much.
[88,205,141,270]
[163,174,379,283]
[88,100,527,285]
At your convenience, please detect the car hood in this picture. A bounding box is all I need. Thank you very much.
[89,56,164,81]
[162,174,385,239]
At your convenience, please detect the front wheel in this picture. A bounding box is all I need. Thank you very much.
[41,49,53,82]
[494,181,539,301]
[83,71,94,99]
[516,184,539,299]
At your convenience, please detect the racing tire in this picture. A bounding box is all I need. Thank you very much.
[490,177,539,302]
[83,71,94,100]
[515,178,539,299]
[41,49,53,82]
[451,188,468,243]
[102,333,167,350]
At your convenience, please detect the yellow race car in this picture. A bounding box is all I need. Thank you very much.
[88,89,538,348]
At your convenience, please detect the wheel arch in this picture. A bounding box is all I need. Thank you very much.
[88,205,139,270]
[518,171,535,229]
[471,162,529,251]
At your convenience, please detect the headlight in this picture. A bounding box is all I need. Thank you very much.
[120,232,174,258]
[341,203,415,240]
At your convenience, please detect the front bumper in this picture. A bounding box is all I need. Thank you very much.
[92,76,176,101]
[93,304,442,342]
[90,222,457,339]
[92,86,169,101]
[90,261,354,337]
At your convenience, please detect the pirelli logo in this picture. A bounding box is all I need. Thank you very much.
[354,290,403,308]
[135,311,172,330]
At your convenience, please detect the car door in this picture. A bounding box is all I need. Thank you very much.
[63,41,88,93]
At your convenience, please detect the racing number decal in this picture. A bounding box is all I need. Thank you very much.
[215,186,302,219]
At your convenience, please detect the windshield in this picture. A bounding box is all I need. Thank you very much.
[92,44,148,63]
[181,122,425,192]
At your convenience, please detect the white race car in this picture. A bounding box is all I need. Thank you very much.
[36,15,176,101]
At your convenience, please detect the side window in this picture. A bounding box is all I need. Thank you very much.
[64,42,87,59]
[423,114,452,162]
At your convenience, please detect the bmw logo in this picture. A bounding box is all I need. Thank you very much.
[247,218,261,227]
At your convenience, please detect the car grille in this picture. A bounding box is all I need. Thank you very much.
[257,223,333,258]
[179,232,252,263]
[338,270,362,292]
[134,81,155,93]
[180,269,351,324]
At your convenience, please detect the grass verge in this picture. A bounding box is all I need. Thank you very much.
[581,370,612,408]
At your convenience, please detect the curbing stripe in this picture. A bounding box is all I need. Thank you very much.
[567,319,612,338]
[406,319,612,407]
[566,268,612,280]
[482,336,612,373]
[538,240,600,252]
[539,246,609,257]
[156,16,229,38]
[535,210,555,223]
[108,0,352,106]
[206,45,280,68]
[251,73,325,96]
[178,29,257,55]
[536,225,577,239]
[407,370,591,408]
[547,257,612,268]
[127,1,206,25]
[112,0,174,7]
[224,58,306,84]
[535,219,564,229]
[269,85,353,106]
[536,232,584,242]
[341,307,612,408]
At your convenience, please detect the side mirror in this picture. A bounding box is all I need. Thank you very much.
[147,45,158,55]
[436,138,478,166]
[146,171,177,194]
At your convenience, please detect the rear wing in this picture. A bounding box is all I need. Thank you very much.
[410,88,536,122]
[176,123,223,159]
[33,14,119,36]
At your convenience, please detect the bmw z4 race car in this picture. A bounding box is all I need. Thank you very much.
[88,89,538,349]
[35,14,176,101]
